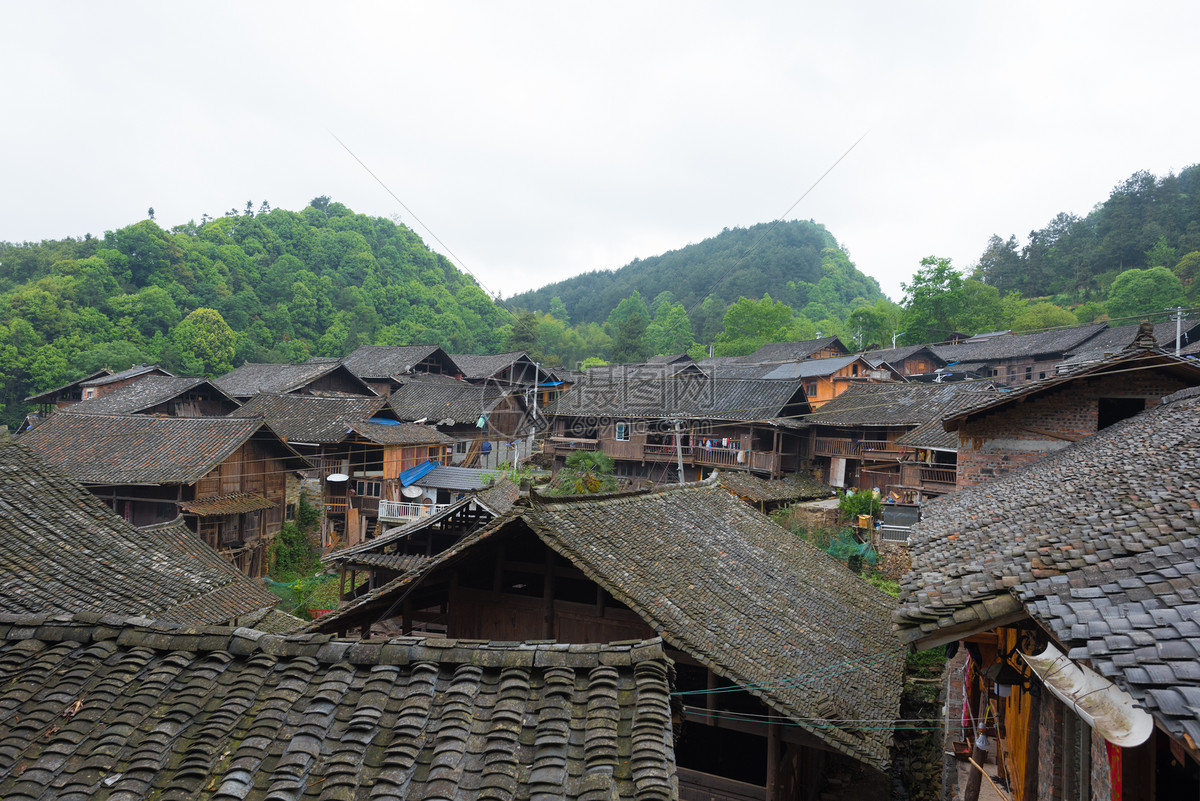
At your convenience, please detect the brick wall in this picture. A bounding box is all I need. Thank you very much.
[1091,728,1113,801]
[957,371,1192,489]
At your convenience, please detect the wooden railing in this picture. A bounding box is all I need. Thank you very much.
[857,440,903,458]
[919,466,957,485]
[325,498,347,515]
[377,500,450,522]
[813,437,855,457]
[692,447,747,468]
[545,436,599,452]
[643,443,693,461]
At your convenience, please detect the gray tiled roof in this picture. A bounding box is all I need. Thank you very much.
[19,413,299,485]
[61,376,235,416]
[1017,538,1200,749]
[1063,320,1200,364]
[416,465,492,491]
[736,336,848,363]
[339,344,452,378]
[214,361,375,398]
[0,440,277,623]
[545,375,808,422]
[80,363,173,386]
[861,345,946,369]
[804,381,997,428]
[895,387,1200,648]
[230,393,389,442]
[931,323,1107,364]
[717,470,834,503]
[24,369,111,403]
[388,374,509,423]
[351,421,454,446]
[449,351,534,380]
[0,613,677,801]
[317,478,903,770]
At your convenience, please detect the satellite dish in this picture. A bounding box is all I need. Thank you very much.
[326,473,349,482]
[401,485,423,498]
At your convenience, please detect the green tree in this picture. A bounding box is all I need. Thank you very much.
[900,257,965,343]
[547,296,570,324]
[713,294,794,356]
[172,308,236,376]
[1106,266,1186,323]
[551,450,618,495]
[610,309,650,363]
[1011,302,1079,332]
[646,301,694,355]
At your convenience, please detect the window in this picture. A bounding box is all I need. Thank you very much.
[455,441,469,454]
[615,422,630,441]
[285,503,296,521]
[355,480,381,497]
[803,379,818,398]
[1025,366,1032,381]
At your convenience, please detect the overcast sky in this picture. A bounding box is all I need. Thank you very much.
[3,2,1197,303]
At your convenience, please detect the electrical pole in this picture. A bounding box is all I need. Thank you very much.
[674,419,686,485]
[1171,306,1185,356]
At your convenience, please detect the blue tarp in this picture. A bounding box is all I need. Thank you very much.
[399,460,438,487]
[368,417,399,425]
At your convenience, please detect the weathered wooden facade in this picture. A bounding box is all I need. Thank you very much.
[231,393,455,548]
[543,374,811,481]
[313,479,904,800]
[19,413,310,577]
[62,375,240,417]
[804,382,997,498]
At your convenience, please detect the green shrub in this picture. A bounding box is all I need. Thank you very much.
[837,488,881,520]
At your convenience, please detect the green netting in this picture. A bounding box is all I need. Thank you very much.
[822,527,878,567]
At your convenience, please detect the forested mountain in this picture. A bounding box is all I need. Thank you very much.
[0,198,507,425]
[507,220,886,330]
[977,164,1200,300]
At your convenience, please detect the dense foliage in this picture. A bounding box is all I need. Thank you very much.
[507,220,886,329]
[0,198,508,425]
[975,165,1200,303]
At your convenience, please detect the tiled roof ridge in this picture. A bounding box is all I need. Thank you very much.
[1162,385,1200,405]
[518,495,883,767]
[525,471,721,507]
[0,612,669,666]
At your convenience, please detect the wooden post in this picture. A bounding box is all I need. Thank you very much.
[1023,687,1040,801]
[765,713,780,801]
[963,689,992,801]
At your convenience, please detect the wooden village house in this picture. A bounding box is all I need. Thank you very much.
[312,477,904,801]
[214,359,377,401]
[542,373,812,481]
[336,343,464,395]
[18,413,311,577]
[387,373,536,470]
[230,392,456,547]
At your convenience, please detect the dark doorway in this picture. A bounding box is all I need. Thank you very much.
[1097,397,1146,430]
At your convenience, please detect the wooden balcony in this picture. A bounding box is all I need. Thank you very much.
[544,436,599,454]
[812,436,855,457]
[642,443,693,462]
[919,466,957,488]
[857,440,904,459]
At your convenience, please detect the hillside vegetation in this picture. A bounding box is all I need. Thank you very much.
[0,198,507,423]
[508,220,886,331]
